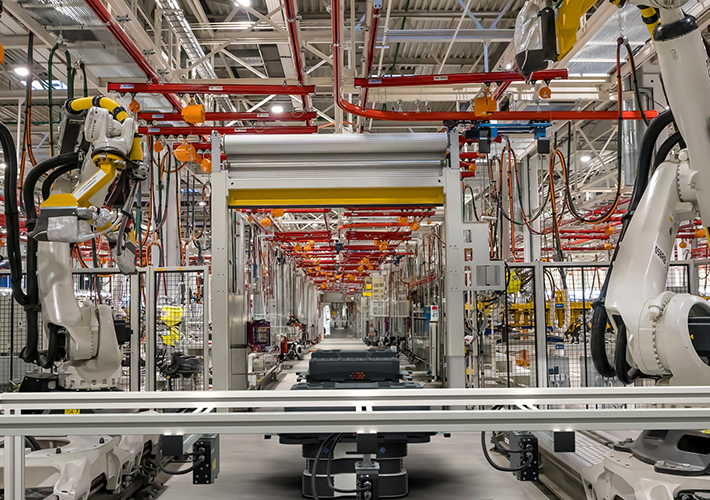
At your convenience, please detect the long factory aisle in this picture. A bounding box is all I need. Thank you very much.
[159,331,555,500]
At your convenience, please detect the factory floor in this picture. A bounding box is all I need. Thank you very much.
[159,330,557,500]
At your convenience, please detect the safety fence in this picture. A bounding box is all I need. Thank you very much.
[473,261,698,390]
[0,266,210,394]
[0,269,139,392]
[148,266,210,392]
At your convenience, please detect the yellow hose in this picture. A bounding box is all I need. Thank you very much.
[67,96,129,123]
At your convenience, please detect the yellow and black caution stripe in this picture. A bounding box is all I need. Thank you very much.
[66,96,129,123]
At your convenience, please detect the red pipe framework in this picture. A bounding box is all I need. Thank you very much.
[139,125,318,136]
[283,0,310,111]
[140,111,317,122]
[107,82,316,96]
[332,0,655,123]
[359,4,382,108]
[84,0,182,111]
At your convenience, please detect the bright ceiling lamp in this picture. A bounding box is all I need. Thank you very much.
[271,105,284,113]
[581,155,591,163]
[14,67,29,77]
[234,0,251,7]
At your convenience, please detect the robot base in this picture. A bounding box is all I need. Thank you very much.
[582,449,710,500]
[0,434,156,500]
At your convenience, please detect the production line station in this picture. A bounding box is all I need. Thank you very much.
[3,0,710,499]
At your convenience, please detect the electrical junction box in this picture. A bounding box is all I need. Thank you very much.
[510,432,538,482]
[425,305,439,322]
[355,461,380,500]
[193,434,220,485]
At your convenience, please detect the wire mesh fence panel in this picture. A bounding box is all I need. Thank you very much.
[541,263,692,394]
[0,272,49,391]
[153,268,208,391]
[501,267,537,388]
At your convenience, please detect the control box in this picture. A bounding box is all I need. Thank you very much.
[510,431,538,481]
[193,434,220,485]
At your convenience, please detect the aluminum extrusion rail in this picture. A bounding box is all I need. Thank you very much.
[1,408,710,436]
[3,386,710,412]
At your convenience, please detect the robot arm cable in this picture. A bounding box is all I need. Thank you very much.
[0,122,28,306]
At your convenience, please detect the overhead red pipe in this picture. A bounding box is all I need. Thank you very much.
[140,111,317,122]
[139,125,318,136]
[338,222,410,230]
[345,231,411,240]
[354,69,568,89]
[331,0,655,123]
[359,4,382,108]
[84,0,182,111]
[283,0,308,109]
[109,82,315,96]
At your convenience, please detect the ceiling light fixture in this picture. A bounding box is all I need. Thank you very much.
[581,155,591,163]
[14,67,29,77]
[234,0,251,7]
[271,105,284,113]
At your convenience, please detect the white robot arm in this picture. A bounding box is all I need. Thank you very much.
[515,0,710,385]
[602,1,710,385]
[3,96,145,389]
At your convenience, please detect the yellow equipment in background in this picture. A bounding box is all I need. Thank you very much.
[160,305,184,346]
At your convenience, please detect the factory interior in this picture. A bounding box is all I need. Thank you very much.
[4,0,710,499]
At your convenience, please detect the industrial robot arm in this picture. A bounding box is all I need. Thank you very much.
[3,96,145,389]
[516,1,710,385]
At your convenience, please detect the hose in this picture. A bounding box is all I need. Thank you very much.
[590,109,681,380]
[156,435,205,475]
[653,131,685,172]
[36,323,61,369]
[47,42,60,157]
[0,123,29,306]
[41,163,79,201]
[22,152,80,229]
[19,152,80,365]
[480,431,534,472]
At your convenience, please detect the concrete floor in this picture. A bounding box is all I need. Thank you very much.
[159,332,556,500]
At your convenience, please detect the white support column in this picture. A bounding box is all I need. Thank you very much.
[163,165,180,266]
[534,261,548,387]
[145,266,156,391]
[4,422,24,500]
[130,272,141,391]
[202,265,211,390]
[523,154,542,262]
[443,130,465,388]
[211,169,230,391]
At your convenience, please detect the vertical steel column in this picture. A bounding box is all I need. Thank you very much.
[534,261,548,387]
[4,410,25,500]
[443,130,465,388]
[202,265,211,390]
[145,266,156,391]
[211,170,230,391]
[130,272,141,391]
[689,260,700,296]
